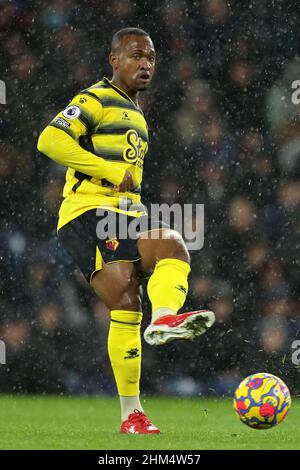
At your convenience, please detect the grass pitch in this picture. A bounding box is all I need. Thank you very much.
[0,395,299,450]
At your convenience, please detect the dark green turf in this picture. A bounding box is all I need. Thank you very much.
[0,395,298,450]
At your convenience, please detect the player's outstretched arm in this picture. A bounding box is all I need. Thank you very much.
[37,125,126,187]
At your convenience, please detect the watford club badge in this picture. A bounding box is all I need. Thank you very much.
[106,238,119,251]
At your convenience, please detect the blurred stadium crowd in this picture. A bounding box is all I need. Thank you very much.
[0,0,299,396]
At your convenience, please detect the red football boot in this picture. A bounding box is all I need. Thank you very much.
[120,409,160,434]
[144,310,215,346]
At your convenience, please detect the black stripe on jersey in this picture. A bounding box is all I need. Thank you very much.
[80,83,110,99]
[95,127,149,142]
[103,77,143,114]
[80,90,103,104]
[78,110,95,132]
[99,99,144,116]
[49,122,75,139]
[72,171,92,193]
[94,149,144,169]
[79,135,95,153]
[103,77,131,101]
[95,152,124,162]
[80,90,144,116]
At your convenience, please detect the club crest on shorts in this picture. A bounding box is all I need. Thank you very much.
[106,238,119,251]
[62,105,81,120]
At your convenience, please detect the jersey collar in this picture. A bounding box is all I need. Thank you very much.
[103,77,142,112]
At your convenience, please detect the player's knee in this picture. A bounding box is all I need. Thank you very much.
[172,235,190,265]
[91,267,142,312]
[138,228,190,274]
[114,274,142,311]
[162,229,191,265]
[115,291,142,312]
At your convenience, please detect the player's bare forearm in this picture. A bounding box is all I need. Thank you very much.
[37,125,126,186]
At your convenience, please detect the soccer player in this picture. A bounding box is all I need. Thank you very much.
[37,28,215,434]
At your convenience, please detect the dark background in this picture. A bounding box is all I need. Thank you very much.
[0,0,299,397]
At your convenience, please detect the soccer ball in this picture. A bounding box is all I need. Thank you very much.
[233,372,291,429]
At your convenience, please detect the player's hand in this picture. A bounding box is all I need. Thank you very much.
[114,170,133,192]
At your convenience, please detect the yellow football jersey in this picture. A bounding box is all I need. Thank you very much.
[38,77,149,230]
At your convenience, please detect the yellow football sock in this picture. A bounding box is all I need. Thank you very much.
[147,258,191,317]
[108,310,142,397]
